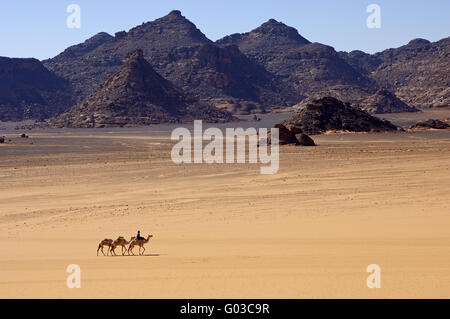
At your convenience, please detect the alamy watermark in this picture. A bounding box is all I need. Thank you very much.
[366,264,381,288]
[67,4,81,29]
[171,121,279,174]
[366,4,381,29]
[66,264,81,288]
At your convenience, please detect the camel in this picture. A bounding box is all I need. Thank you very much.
[128,235,153,256]
[110,236,136,256]
[97,238,114,256]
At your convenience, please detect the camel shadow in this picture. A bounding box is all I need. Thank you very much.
[112,253,164,257]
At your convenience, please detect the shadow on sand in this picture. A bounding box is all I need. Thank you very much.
[109,253,163,257]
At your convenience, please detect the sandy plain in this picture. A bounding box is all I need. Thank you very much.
[0,111,449,298]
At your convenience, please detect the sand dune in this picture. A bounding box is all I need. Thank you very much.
[1,116,450,298]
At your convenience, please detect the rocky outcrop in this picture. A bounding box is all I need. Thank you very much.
[43,10,297,114]
[292,85,372,112]
[283,97,398,135]
[47,50,234,128]
[293,86,418,114]
[0,57,74,121]
[410,119,449,130]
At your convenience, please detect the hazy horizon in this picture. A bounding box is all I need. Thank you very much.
[1,0,449,60]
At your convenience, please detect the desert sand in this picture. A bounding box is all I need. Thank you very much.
[1,112,450,298]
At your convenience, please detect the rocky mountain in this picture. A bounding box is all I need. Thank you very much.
[283,97,398,135]
[340,37,450,108]
[219,19,449,111]
[48,50,234,128]
[44,10,298,114]
[0,57,74,121]
[217,19,375,97]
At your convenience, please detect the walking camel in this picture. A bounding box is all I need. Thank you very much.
[97,238,114,256]
[128,235,153,256]
[110,236,136,256]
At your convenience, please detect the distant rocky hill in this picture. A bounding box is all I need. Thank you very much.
[0,57,74,121]
[48,50,234,128]
[358,89,418,114]
[283,97,398,135]
[293,87,418,114]
[340,37,450,108]
[43,10,298,114]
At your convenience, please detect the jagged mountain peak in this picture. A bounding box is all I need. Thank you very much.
[127,10,211,44]
[252,18,310,43]
[407,38,431,46]
[217,18,310,48]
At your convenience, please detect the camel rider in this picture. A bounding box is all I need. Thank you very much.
[136,230,145,240]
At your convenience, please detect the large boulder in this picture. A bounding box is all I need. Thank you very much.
[295,133,316,146]
[267,124,316,146]
[273,124,299,145]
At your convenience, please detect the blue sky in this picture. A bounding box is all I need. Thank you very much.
[1,0,449,60]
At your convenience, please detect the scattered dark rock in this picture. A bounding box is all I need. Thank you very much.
[20,133,29,138]
[410,119,449,130]
[0,137,4,143]
[283,97,398,135]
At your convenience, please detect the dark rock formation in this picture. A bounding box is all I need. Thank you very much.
[43,11,297,114]
[47,50,234,128]
[0,57,74,121]
[283,97,398,135]
[410,119,449,130]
